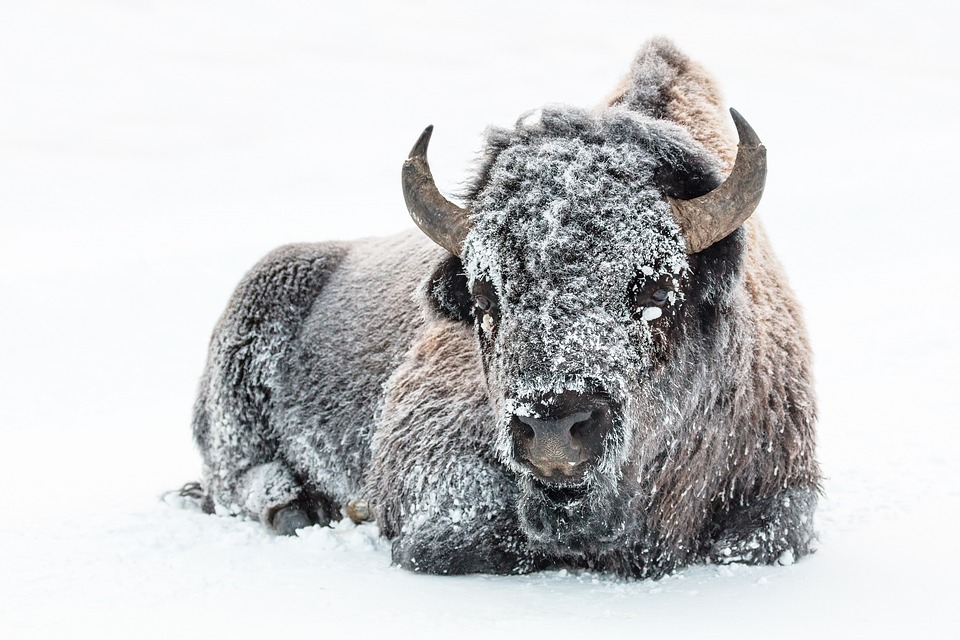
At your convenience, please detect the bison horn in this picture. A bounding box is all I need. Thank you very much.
[401,125,472,256]
[668,108,767,254]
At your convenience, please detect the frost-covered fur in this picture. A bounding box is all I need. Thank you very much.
[192,38,820,578]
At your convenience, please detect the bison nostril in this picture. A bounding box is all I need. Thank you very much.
[568,411,594,441]
[569,422,585,442]
[518,411,591,440]
[517,419,535,441]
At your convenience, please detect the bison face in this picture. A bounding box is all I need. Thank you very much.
[409,105,761,554]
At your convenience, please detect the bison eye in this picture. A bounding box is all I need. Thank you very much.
[630,273,681,317]
[471,280,501,338]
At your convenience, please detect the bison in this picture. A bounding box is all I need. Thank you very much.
[190,38,820,578]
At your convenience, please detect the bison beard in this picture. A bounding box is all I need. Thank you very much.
[517,474,632,554]
[189,38,820,579]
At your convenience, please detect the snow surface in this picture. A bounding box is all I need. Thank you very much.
[2,0,959,637]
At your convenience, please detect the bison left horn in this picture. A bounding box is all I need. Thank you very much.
[401,125,472,256]
[669,108,767,254]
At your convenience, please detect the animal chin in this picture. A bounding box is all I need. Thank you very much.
[515,475,630,554]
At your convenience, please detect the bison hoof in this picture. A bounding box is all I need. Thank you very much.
[345,499,373,524]
[272,505,312,536]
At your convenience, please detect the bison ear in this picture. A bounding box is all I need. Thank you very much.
[426,255,473,323]
[654,145,724,201]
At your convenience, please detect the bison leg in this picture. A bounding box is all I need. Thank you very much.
[191,243,345,533]
[707,484,818,565]
[370,320,544,574]
[385,459,540,575]
[271,503,313,536]
[392,524,537,576]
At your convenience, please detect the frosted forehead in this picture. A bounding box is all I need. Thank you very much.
[462,106,690,291]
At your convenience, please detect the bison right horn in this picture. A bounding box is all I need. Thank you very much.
[668,108,767,254]
[401,125,472,257]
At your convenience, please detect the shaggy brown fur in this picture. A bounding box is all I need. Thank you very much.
[607,37,736,168]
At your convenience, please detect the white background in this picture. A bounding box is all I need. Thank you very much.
[2,1,958,637]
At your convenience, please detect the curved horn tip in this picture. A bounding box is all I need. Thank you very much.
[401,124,472,257]
[728,108,762,148]
[409,125,434,159]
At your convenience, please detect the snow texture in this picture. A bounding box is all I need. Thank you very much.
[2,1,959,637]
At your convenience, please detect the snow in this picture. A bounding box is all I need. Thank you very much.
[642,307,663,322]
[482,312,496,334]
[2,0,959,638]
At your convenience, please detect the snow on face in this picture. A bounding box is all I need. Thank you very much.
[463,107,690,406]
[460,106,709,472]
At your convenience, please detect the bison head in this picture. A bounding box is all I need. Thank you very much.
[402,105,765,554]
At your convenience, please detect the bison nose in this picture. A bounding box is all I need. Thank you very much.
[513,411,594,480]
